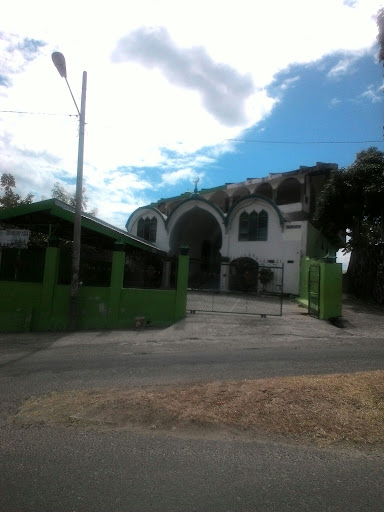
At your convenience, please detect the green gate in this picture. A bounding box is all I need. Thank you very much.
[308,265,320,318]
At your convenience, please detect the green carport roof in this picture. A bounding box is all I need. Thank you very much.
[0,198,163,253]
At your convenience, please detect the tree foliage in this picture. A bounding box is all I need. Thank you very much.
[51,182,98,216]
[314,147,384,251]
[0,173,34,209]
[314,148,384,305]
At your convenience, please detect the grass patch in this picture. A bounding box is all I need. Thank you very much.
[13,371,384,446]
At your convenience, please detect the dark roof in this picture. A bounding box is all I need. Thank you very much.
[0,199,164,253]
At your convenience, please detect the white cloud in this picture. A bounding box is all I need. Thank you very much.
[112,26,256,126]
[329,97,342,108]
[280,76,301,91]
[327,55,360,79]
[0,33,46,87]
[360,84,384,102]
[160,168,204,187]
[343,0,359,7]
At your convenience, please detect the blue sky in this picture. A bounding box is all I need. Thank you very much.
[0,0,383,235]
[196,52,384,191]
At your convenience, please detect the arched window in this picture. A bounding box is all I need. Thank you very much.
[258,210,268,240]
[137,216,157,242]
[256,182,273,199]
[238,210,268,241]
[239,212,249,241]
[249,211,258,240]
[210,190,230,212]
[231,187,250,206]
[276,178,301,205]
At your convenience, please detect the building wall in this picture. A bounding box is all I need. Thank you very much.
[128,208,169,252]
[128,198,307,295]
[306,222,338,259]
[224,199,301,294]
[0,282,42,331]
[298,257,342,319]
[126,163,339,297]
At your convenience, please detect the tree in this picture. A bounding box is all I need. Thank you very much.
[313,147,384,304]
[314,148,384,249]
[0,173,34,209]
[0,174,97,249]
[0,173,46,247]
[51,182,98,216]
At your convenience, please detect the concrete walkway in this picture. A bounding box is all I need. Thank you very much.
[0,295,382,350]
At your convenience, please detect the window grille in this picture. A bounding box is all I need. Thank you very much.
[137,217,157,242]
[238,210,268,241]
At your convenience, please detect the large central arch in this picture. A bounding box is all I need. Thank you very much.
[169,207,222,288]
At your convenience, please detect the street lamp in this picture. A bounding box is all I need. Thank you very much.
[52,52,87,331]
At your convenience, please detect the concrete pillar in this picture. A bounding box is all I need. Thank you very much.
[110,249,125,327]
[319,262,342,320]
[39,247,60,330]
[174,247,189,321]
[220,257,230,291]
[161,258,172,289]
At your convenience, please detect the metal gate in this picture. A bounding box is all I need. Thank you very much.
[308,265,320,318]
[187,265,284,316]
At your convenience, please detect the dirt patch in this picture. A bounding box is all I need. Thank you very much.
[13,371,384,446]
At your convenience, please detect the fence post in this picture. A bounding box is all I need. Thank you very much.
[161,257,172,288]
[39,247,60,330]
[319,262,342,319]
[110,243,125,328]
[220,257,230,291]
[174,247,189,321]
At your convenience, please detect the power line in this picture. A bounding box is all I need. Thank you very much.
[1,110,382,145]
[226,138,384,145]
[0,109,77,117]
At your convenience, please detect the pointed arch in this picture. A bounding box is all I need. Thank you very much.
[256,182,273,199]
[226,194,284,229]
[276,177,301,205]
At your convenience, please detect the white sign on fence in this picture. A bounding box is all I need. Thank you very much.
[0,229,30,248]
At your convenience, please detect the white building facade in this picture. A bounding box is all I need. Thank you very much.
[126,162,338,295]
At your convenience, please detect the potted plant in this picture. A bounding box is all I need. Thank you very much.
[259,268,274,292]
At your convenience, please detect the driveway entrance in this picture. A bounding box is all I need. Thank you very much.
[187,265,284,316]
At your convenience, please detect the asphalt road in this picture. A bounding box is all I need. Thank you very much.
[1,303,384,511]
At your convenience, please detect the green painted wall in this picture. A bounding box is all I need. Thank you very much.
[118,288,178,328]
[306,223,338,259]
[174,254,189,320]
[49,285,70,330]
[299,257,315,306]
[39,247,60,329]
[298,257,342,319]
[0,248,189,332]
[0,281,42,331]
[319,262,342,320]
[45,285,112,331]
[110,250,125,327]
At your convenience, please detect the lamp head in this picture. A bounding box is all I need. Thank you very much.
[52,52,67,78]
